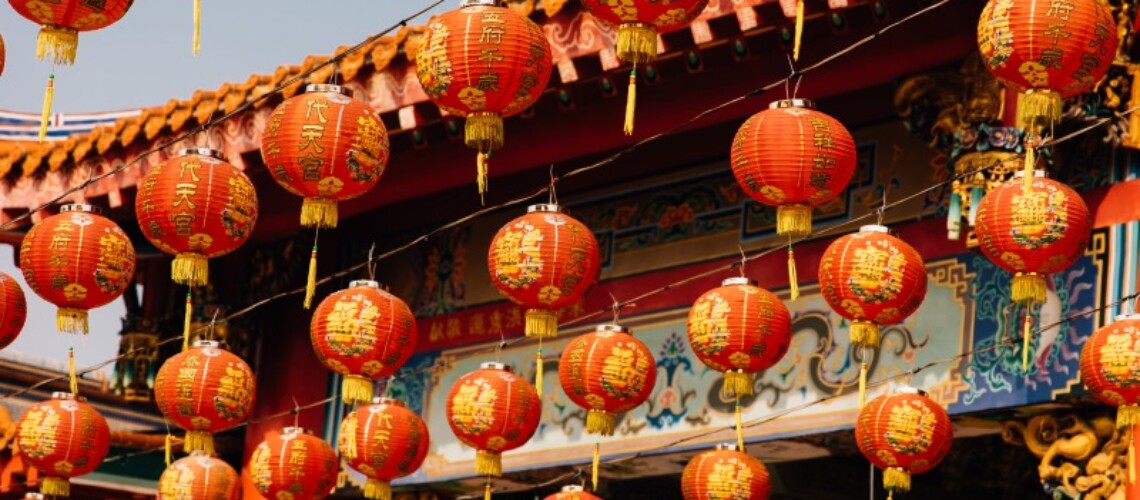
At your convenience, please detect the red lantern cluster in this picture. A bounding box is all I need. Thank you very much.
[7,0,133,65]
[487,204,601,339]
[545,485,603,500]
[136,148,258,287]
[339,397,431,500]
[687,277,791,398]
[157,452,240,500]
[0,271,27,350]
[311,280,417,405]
[681,444,771,500]
[1080,315,1140,428]
[249,427,339,500]
[559,324,657,436]
[154,340,256,455]
[20,204,136,334]
[446,362,541,476]
[855,388,953,496]
[16,392,110,498]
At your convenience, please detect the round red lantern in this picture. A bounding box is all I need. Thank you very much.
[415,0,553,196]
[16,392,110,497]
[157,452,240,500]
[680,444,771,500]
[0,271,27,350]
[311,280,417,406]
[20,204,136,334]
[260,84,389,229]
[154,340,255,455]
[1080,314,1140,428]
[545,485,602,500]
[855,387,953,496]
[978,0,1118,128]
[7,0,133,65]
[559,324,657,436]
[249,427,338,500]
[446,362,541,476]
[135,148,258,287]
[687,277,791,398]
[339,397,430,500]
[487,204,601,339]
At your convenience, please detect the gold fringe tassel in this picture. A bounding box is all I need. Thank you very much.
[57,307,89,335]
[850,321,880,349]
[364,479,391,500]
[193,0,201,56]
[184,430,216,456]
[1012,273,1047,306]
[787,246,800,301]
[1118,405,1140,429]
[41,477,70,497]
[535,346,544,399]
[484,481,492,500]
[301,197,338,228]
[858,360,868,409]
[68,347,78,396]
[1130,436,1136,485]
[735,397,745,451]
[172,253,209,287]
[304,241,318,310]
[39,74,54,142]
[343,375,374,406]
[722,370,754,398]
[883,467,911,493]
[1016,90,1063,131]
[465,113,504,152]
[525,309,558,338]
[624,68,637,136]
[587,410,616,436]
[1023,145,1036,191]
[615,23,657,65]
[165,433,173,466]
[776,204,812,238]
[592,443,600,491]
[793,0,805,61]
[476,450,502,477]
[1022,312,1033,372]
[37,27,78,65]
[183,291,193,351]
[476,152,489,204]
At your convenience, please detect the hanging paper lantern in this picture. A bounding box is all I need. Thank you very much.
[578,0,708,134]
[487,204,601,339]
[260,84,389,229]
[545,485,602,500]
[415,0,552,197]
[0,271,27,350]
[136,148,258,287]
[446,362,541,477]
[855,387,953,497]
[311,280,417,406]
[687,277,791,398]
[249,427,339,500]
[157,452,240,500]
[680,444,771,500]
[1080,315,1140,428]
[16,392,110,497]
[7,0,133,65]
[559,324,657,436]
[978,0,1118,128]
[339,397,430,500]
[154,340,256,455]
[20,204,136,334]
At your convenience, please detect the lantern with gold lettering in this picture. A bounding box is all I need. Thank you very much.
[7,0,133,65]
[157,452,240,500]
[681,444,771,500]
[311,280,416,406]
[446,362,541,477]
[249,427,338,500]
[1080,315,1140,428]
[339,397,430,500]
[20,204,136,334]
[16,392,110,497]
[578,0,709,134]
[136,148,258,287]
[855,387,953,497]
[154,340,255,455]
[978,0,1117,129]
[559,324,657,436]
[545,485,602,500]
[0,271,27,350]
[415,0,552,198]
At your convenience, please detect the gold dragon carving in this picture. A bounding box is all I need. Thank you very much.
[1001,414,1130,499]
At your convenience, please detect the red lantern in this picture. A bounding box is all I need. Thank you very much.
[687,277,791,398]
[20,204,136,334]
[978,0,1118,127]
[0,271,27,350]
[415,0,553,196]
[339,397,430,500]
[446,362,541,476]
[487,204,601,339]
[154,340,256,455]
[7,0,133,65]
[559,324,657,436]
[311,280,417,405]
[249,427,338,500]
[157,452,240,500]
[681,444,771,500]
[260,84,389,229]
[545,485,603,500]
[16,392,110,497]
[855,387,953,496]
[136,148,258,287]
[1080,315,1140,428]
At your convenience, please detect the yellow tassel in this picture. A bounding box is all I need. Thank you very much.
[587,410,617,436]
[776,204,812,238]
[624,68,637,136]
[1130,437,1136,485]
[465,113,504,152]
[56,307,89,334]
[184,430,216,456]
[735,397,745,451]
[525,309,559,338]
[68,347,78,396]
[1023,146,1036,191]
[850,321,880,349]
[787,246,800,301]
[1012,273,1047,306]
[1016,90,1063,131]
[592,443,600,491]
[476,152,489,204]
[793,0,805,61]
[39,74,54,143]
[304,243,318,310]
[165,433,173,466]
[883,467,911,493]
[615,23,657,64]
[342,375,374,406]
[172,253,209,287]
[858,360,868,408]
[37,27,78,65]
[183,291,193,351]
[41,477,70,497]
[722,371,754,398]
[300,198,338,228]
[1022,312,1033,372]
[193,0,201,56]
[535,346,544,399]
[475,450,502,477]
[364,479,391,500]
[484,481,492,500]
[1118,405,1140,429]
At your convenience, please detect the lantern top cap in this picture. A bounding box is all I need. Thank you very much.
[890,384,922,396]
[304,84,354,98]
[60,204,101,214]
[859,225,889,234]
[372,396,405,407]
[177,147,226,162]
[527,204,563,214]
[1012,169,1047,179]
[282,426,311,435]
[349,279,383,290]
[25,494,44,499]
[188,450,213,458]
[769,98,815,110]
[51,391,84,401]
[714,443,740,451]
[596,323,631,334]
[722,277,755,287]
[562,485,586,492]
[460,0,506,7]
[480,361,513,373]
[193,339,221,349]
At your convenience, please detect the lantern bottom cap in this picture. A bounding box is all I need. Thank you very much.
[616,23,657,65]
[525,309,559,339]
[1016,90,1063,131]
[37,26,78,66]
[722,371,755,398]
[883,467,911,493]
[1118,405,1140,429]
[776,204,813,239]
[172,253,209,287]
[56,308,89,335]
[342,375,375,406]
[41,477,70,497]
[587,410,616,436]
[301,197,339,229]
[849,321,880,349]
[364,479,391,500]
[1012,273,1047,306]
[476,449,502,477]
[184,430,216,456]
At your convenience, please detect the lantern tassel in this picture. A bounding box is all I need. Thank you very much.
[787,246,800,301]
[793,0,805,61]
[776,204,812,238]
[484,481,492,500]
[41,477,70,497]
[1118,405,1140,429]
[525,309,558,338]
[587,410,617,436]
[475,450,502,477]
[592,443,600,491]
[57,308,88,335]
[535,345,544,399]
[300,198,338,228]
[1016,90,1063,130]
[172,253,209,287]
[68,347,78,396]
[183,291,193,351]
[165,433,173,466]
[1022,311,1033,372]
[850,320,880,349]
[364,479,391,500]
[37,27,78,65]
[184,430,216,456]
[735,397,745,451]
[616,23,657,64]
[342,375,374,406]
[1012,273,1047,306]
[883,467,911,493]
[723,370,754,398]
[476,152,489,204]
[858,360,868,408]
[1130,436,1136,485]
[624,68,637,136]
[304,240,318,310]
[39,74,54,142]
[192,0,201,56]
[1023,145,1036,191]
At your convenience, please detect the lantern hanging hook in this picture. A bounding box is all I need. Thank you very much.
[608,292,628,325]
[549,165,559,205]
[291,396,301,428]
[738,244,748,278]
[784,54,804,100]
[207,308,220,341]
[367,242,378,280]
[876,189,888,226]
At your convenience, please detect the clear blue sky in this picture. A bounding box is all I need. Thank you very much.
[0,1,437,112]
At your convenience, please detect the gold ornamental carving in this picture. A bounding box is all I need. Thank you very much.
[1001,413,1130,499]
